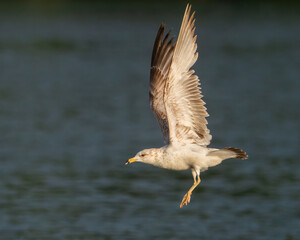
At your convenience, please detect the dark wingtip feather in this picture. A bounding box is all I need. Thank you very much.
[151,25,165,66]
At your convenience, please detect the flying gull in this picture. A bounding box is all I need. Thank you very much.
[126,4,247,208]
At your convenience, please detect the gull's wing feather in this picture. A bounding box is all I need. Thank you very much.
[149,25,175,144]
[164,4,212,146]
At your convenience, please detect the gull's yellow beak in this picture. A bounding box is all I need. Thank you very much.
[125,157,136,165]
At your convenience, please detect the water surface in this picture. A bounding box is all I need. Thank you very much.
[0,2,299,239]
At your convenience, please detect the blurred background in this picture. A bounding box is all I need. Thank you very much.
[0,0,299,239]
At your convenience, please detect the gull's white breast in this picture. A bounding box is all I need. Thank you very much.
[161,144,211,171]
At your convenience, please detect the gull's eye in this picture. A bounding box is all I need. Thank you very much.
[140,153,146,157]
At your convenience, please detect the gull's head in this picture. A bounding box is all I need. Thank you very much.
[126,149,155,165]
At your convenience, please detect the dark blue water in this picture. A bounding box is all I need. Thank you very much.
[0,3,299,239]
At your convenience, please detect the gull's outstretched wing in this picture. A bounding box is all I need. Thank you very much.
[164,4,211,146]
[149,25,175,144]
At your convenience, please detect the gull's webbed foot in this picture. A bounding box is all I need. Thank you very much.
[180,191,192,208]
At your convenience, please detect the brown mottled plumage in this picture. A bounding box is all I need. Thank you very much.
[150,26,175,144]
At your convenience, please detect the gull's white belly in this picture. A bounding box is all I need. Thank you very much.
[161,145,211,171]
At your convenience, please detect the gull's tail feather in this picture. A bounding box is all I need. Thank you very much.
[207,147,248,160]
[223,147,248,159]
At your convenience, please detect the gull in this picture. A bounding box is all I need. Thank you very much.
[126,4,247,208]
